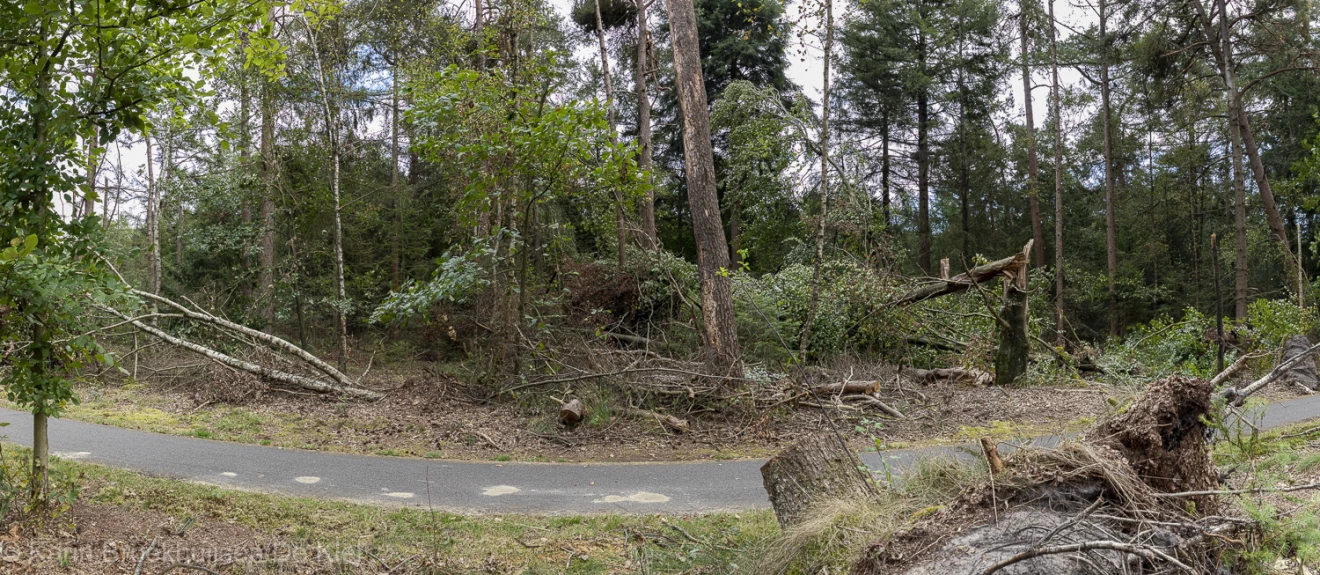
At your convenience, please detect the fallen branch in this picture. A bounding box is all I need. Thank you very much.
[892,247,1029,307]
[133,289,357,391]
[1151,481,1320,499]
[1209,351,1266,387]
[814,381,880,395]
[842,394,905,418]
[904,367,994,386]
[625,408,688,433]
[981,540,1194,575]
[102,306,382,400]
[1221,341,1320,406]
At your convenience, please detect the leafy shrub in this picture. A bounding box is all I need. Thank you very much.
[1246,298,1317,348]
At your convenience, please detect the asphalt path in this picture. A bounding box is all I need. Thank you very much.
[0,393,1316,515]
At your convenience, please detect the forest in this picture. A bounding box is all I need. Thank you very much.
[3,0,1320,571]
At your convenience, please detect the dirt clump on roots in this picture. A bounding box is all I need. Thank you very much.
[1083,374,1219,513]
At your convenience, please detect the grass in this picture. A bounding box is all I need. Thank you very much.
[1,444,777,573]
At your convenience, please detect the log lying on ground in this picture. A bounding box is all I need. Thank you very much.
[904,367,993,386]
[813,381,880,395]
[760,433,875,528]
[891,244,1030,307]
[560,399,585,426]
[625,408,688,433]
[1209,352,1257,387]
[103,307,382,400]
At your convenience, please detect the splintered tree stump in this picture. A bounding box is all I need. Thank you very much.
[1281,335,1319,391]
[993,241,1031,386]
[761,433,874,528]
[560,399,585,426]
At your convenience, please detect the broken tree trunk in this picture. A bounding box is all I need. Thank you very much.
[891,242,1031,307]
[102,307,382,400]
[761,433,875,528]
[903,367,994,386]
[993,242,1032,386]
[626,408,688,433]
[1222,339,1320,405]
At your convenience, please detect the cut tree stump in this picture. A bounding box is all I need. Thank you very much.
[1281,335,1319,391]
[560,399,585,426]
[761,433,875,528]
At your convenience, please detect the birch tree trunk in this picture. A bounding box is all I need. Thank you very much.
[666,0,742,377]
[259,54,277,330]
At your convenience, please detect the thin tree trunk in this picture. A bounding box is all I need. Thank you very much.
[1099,0,1119,337]
[666,0,742,376]
[916,29,931,274]
[593,0,628,269]
[146,134,161,304]
[1022,3,1044,266]
[305,16,351,373]
[881,112,891,230]
[239,42,254,303]
[801,0,833,358]
[259,53,277,330]
[390,47,402,290]
[1229,110,1249,320]
[958,50,970,262]
[1049,0,1065,342]
[30,38,51,499]
[635,0,658,248]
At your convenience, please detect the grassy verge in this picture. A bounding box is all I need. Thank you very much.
[0,444,776,573]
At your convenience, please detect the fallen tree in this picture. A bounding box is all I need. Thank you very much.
[890,241,1031,307]
[100,306,382,401]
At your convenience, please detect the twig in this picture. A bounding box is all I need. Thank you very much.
[659,517,735,552]
[134,538,158,575]
[497,364,755,396]
[474,431,503,451]
[157,564,225,575]
[981,540,1195,574]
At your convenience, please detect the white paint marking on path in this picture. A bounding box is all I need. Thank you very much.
[594,491,670,504]
[385,492,414,499]
[220,472,237,477]
[294,476,321,484]
[483,485,520,496]
[52,451,90,460]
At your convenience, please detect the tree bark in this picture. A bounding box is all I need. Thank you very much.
[1229,112,1249,320]
[390,46,402,291]
[635,0,658,248]
[1021,4,1044,267]
[800,0,833,358]
[760,433,874,528]
[666,0,742,377]
[145,134,160,303]
[1049,0,1065,343]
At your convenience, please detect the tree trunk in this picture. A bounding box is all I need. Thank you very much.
[1021,4,1044,267]
[958,63,970,262]
[145,134,159,303]
[994,243,1031,386]
[391,48,402,291]
[1099,0,1119,338]
[893,244,1030,306]
[635,0,658,248]
[881,112,891,230]
[593,0,628,269]
[666,0,742,377]
[1229,113,1249,320]
[1049,0,1065,343]
[800,0,833,358]
[760,433,874,528]
[916,34,931,274]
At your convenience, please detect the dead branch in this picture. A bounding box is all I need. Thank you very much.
[980,540,1194,575]
[625,408,688,433]
[814,381,879,395]
[842,394,905,418]
[1209,351,1266,387]
[101,306,382,400]
[904,367,994,386]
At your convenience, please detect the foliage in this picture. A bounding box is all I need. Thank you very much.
[1246,298,1318,349]
[370,240,494,326]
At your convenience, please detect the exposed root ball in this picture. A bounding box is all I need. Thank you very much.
[1085,375,1218,513]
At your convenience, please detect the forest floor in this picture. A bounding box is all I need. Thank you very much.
[15,364,1114,463]
[0,445,767,574]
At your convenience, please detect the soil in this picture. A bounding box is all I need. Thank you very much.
[57,363,1112,464]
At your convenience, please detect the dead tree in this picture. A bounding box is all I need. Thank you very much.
[993,241,1032,385]
[761,433,874,528]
